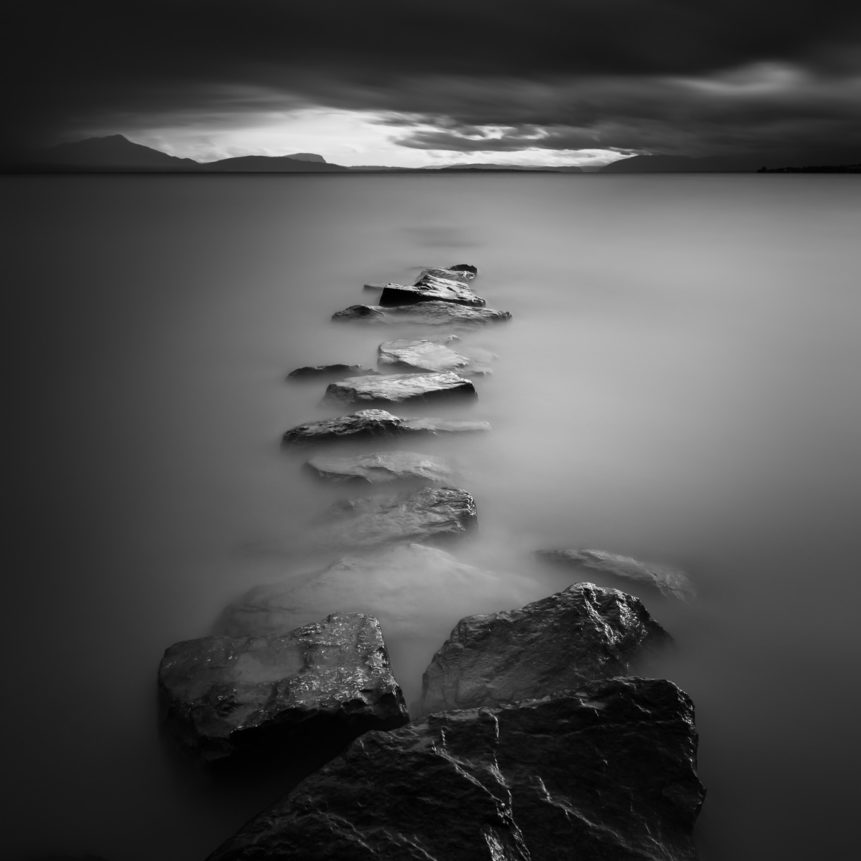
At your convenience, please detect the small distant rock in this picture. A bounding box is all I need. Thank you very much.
[539,548,696,602]
[282,409,490,444]
[158,613,408,762]
[421,582,669,713]
[314,485,477,549]
[379,268,486,307]
[332,302,512,325]
[206,678,705,861]
[287,363,377,379]
[325,371,477,405]
[306,451,452,484]
[218,543,530,639]
[447,263,478,278]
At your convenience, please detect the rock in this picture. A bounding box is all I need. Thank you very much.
[314,485,477,549]
[157,613,408,762]
[205,678,705,861]
[281,409,490,444]
[539,548,696,602]
[448,263,478,278]
[379,268,487,307]
[325,371,477,405]
[421,582,669,713]
[287,363,377,379]
[305,451,452,484]
[218,543,531,640]
[377,338,475,373]
[332,301,512,325]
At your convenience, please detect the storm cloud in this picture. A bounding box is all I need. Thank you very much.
[3,0,860,164]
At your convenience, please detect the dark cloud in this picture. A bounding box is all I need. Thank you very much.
[3,0,860,163]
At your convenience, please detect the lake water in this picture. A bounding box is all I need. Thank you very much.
[4,173,861,860]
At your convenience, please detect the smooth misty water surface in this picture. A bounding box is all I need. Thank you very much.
[4,173,861,860]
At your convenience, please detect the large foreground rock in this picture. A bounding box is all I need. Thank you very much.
[315,485,477,549]
[332,302,512,325]
[379,267,486,307]
[287,363,377,379]
[305,451,452,484]
[282,409,490,444]
[539,548,696,602]
[422,582,669,713]
[206,678,705,861]
[219,543,531,640]
[326,371,477,405]
[158,613,408,761]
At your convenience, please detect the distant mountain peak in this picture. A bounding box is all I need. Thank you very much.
[286,152,327,163]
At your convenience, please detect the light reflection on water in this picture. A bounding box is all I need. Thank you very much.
[5,174,861,860]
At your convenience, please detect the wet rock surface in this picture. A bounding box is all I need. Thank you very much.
[306,450,452,484]
[158,613,408,762]
[325,371,477,405]
[377,338,475,373]
[287,363,377,379]
[539,548,696,602]
[282,409,490,444]
[332,301,513,325]
[206,677,705,861]
[422,582,669,713]
[379,267,486,307]
[314,485,477,549]
[219,543,529,640]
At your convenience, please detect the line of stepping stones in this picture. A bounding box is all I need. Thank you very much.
[158,265,705,860]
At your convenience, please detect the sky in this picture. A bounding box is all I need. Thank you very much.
[3,0,861,167]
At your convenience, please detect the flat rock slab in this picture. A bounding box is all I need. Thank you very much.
[332,302,512,325]
[287,363,377,379]
[158,613,408,762]
[282,409,490,444]
[206,678,705,861]
[219,543,531,639]
[377,338,474,373]
[422,582,669,713]
[314,485,477,549]
[539,548,696,602]
[379,268,486,307]
[306,451,452,484]
[326,371,477,405]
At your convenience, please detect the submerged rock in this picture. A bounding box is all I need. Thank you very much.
[332,301,512,325]
[422,582,669,713]
[314,485,477,549]
[287,363,377,379]
[377,338,473,373]
[325,371,477,405]
[539,548,696,602]
[306,451,452,484]
[281,408,490,444]
[206,678,705,861]
[379,268,486,307]
[158,613,408,762]
[219,543,531,640]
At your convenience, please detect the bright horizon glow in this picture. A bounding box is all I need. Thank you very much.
[85,107,631,168]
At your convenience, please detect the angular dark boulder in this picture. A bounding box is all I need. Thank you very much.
[447,262,478,278]
[281,409,490,444]
[158,613,408,762]
[206,678,705,861]
[325,371,477,405]
[378,267,486,308]
[305,451,452,484]
[287,363,377,379]
[422,582,669,713]
[218,543,530,640]
[314,485,477,549]
[538,548,696,602]
[332,302,512,325]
